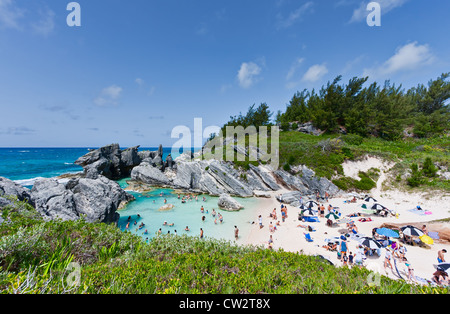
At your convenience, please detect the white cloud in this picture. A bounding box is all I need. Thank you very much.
[135,78,144,86]
[32,8,55,36]
[350,0,409,23]
[286,57,305,81]
[363,42,434,78]
[237,62,262,89]
[0,0,24,29]
[94,85,123,106]
[276,1,314,29]
[302,64,329,83]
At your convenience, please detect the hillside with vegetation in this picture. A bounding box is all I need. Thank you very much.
[220,73,449,193]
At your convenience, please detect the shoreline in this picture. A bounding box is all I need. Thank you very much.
[243,187,450,285]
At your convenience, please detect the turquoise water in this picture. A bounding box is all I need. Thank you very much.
[117,184,261,243]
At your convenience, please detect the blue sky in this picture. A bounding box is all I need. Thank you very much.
[0,0,449,147]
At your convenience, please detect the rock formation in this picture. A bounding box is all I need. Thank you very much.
[75,144,165,180]
[30,175,134,224]
[218,193,243,211]
[0,177,33,208]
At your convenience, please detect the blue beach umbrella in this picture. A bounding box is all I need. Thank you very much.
[376,227,400,238]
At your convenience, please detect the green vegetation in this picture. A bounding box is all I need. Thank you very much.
[276,73,450,140]
[1,198,447,294]
[277,131,449,191]
[217,73,448,192]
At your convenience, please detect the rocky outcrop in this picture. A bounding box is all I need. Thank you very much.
[289,122,324,136]
[128,151,342,199]
[218,193,243,211]
[75,144,167,180]
[30,175,134,224]
[131,162,172,186]
[0,177,33,208]
[74,143,341,203]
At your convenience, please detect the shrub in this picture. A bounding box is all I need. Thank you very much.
[407,163,423,187]
[280,122,290,131]
[341,134,363,146]
[354,172,377,190]
[422,157,437,177]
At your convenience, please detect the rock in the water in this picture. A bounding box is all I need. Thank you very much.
[218,193,243,211]
[159,204,174,211]
[75,144,169,180]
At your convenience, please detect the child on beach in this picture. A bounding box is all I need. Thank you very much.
[268,235,273,250]
[342,252,348,266]
[348,252,354,267]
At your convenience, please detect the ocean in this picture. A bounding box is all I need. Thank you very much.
[0,147,261,242]
[0,147,183,186]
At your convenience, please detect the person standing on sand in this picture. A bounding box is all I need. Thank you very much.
[200,228,204,239]
[384,248,393,271]
[340,238,348,258]
[234,226,239,241]
[258,215,263,229]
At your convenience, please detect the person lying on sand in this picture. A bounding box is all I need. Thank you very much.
[322,242,338,251]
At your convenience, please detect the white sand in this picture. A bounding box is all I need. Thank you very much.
[242,158,450,286]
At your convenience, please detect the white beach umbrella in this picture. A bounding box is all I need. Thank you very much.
[400,225,424,237]
[359,237,382,250]
[304,200,318,208]
[364,196,377,203]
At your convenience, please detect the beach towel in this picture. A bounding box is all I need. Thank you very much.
[408,208,432,216]
[358,218,372,222]
[304,216,320,223]
[428,232,440,240]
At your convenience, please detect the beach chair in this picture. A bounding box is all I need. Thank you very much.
[304,233,313,242]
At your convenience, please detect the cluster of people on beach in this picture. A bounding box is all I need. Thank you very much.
[259,193,450,287]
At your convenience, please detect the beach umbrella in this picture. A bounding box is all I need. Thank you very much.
[359,237,382,250]
[370,203,387,211]
[419,234,434,245]
[400,225,424,237]
[434,262,450,272]
[376,227,400,238]
[364,196,377,202]
[301,208,316,217]
[325,212,339,221]
[304,200,318,208]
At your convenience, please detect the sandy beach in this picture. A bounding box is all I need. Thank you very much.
[243,158,450,285]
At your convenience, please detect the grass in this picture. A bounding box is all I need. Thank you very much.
[277,131,450,192]
[0,199,448,294]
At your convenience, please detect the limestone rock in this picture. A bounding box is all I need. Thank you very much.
[218,193,243,211]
